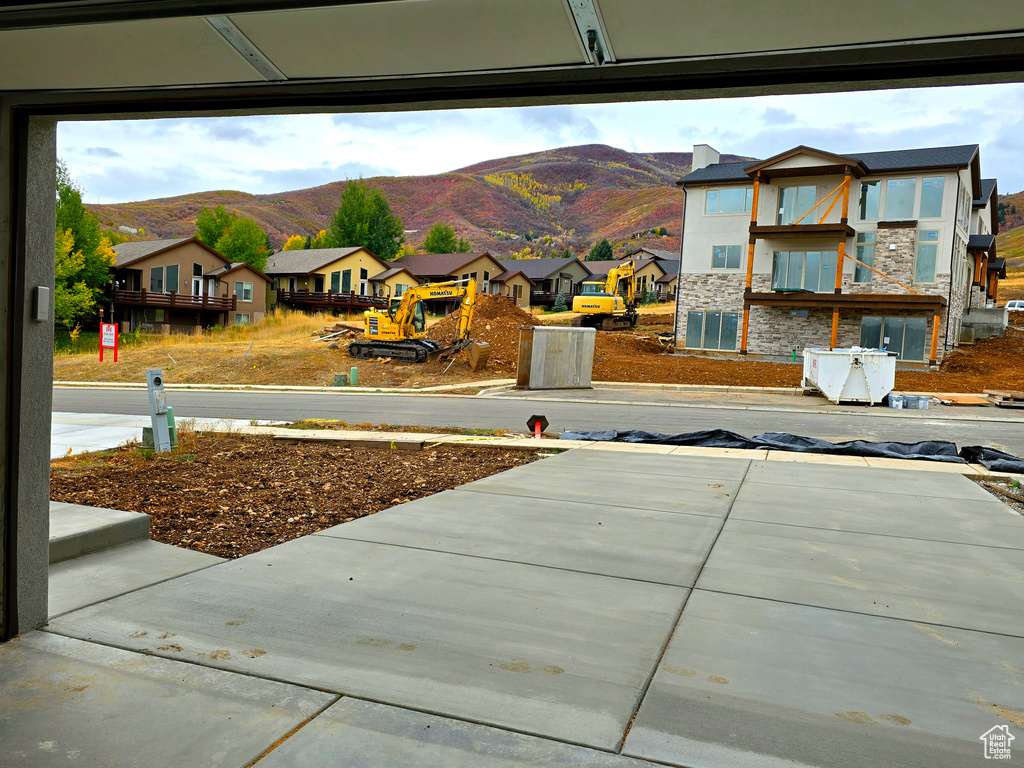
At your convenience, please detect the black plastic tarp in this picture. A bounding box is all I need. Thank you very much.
[959,446,1024,473]
[560,429,969,463]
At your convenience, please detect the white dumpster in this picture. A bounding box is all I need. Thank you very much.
[802,348,896,405]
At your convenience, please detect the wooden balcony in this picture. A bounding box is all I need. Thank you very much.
[749,223,855,239]
[276,289,387,311]
[114,289,236,312]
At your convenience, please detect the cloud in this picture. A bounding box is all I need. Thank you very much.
[518,106,600,145]
[762,107,796,126]
[83,147,121,158]
[248,162,400,191]
[203,121,271,146]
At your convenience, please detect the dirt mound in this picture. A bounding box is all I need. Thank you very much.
[427,294,541,371]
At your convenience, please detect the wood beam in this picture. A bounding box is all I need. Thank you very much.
[840,169,851,223]
[740,306,750,355]
[929,313,940,365]
[830,310,840,348]
[973,254,983,285]
[793,178,846,226]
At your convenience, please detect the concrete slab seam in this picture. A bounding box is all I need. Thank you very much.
[242,695,342,768]
[615,459,753,754]
[448,486,726,519]
[691,588,1024,641]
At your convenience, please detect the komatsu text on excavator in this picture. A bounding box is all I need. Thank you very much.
[348,278,491,370]
[570,260,639,331]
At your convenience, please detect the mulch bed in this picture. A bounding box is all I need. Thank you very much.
[50,434,539,559]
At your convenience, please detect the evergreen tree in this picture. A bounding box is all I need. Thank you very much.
[588,238,614,261]
[552,291,568,312]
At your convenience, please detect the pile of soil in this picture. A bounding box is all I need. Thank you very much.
[50,435,538,559]
[427,294,540,371]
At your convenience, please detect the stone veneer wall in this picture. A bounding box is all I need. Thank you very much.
[673,271,747,350]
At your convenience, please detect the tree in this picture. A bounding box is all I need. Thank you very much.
[588,238,614,261]
[659,227,668,236]
[423,222,471,253]
[310,229,330,249]
[282,234,307,250]
[551,291,568,312]
[214,217,271,271]
[195,204,238,247]
[327,180,404,260]
[53,228,95,329]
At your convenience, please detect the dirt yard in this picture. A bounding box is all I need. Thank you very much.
[51,301,1024,394]
[49,433,539,558]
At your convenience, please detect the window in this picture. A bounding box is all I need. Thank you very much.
[330,271,340,293]
[234,313,251,325]
[272,278,280,291]
[884,178,916,219]
[777,186,816,225]
[483,271,490,292]
[711,245,743,270]
[144,308,165,324]
[234,281,253,302]
[858,181,880,220]
[854,232,875,283]
[957,184,971,232]
[341,269,352,293]
[395,283,408,297]
[360,268,368,280]
[193,263,203,277]
[166,264,179,293]
[860,316,928,360]
[685,311,738,350]
[705,187,753,213]
[313,276,324,293]
[149,266,164,293]
[920,177,945,218]
[771,251,838,292]
[915,230,939,283]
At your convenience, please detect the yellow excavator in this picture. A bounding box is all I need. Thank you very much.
[348,278,491,369]
[571,260,639,331]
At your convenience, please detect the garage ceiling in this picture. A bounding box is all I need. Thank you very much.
[2,0,1024,93]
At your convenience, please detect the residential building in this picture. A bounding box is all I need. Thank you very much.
[265,247,389,313]
[675,143,1003,365]
[654,260,680,300]
[584,257,672,301]
[489,268,534,309]
[368,266,420,300]
[493,257,591,307]
[390,252,505,312]
[110,237,269,332]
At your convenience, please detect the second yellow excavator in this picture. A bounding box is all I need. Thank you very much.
[348,278,491,369]
[571,260,639,331]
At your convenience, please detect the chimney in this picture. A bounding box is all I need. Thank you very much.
[692,144,720,171]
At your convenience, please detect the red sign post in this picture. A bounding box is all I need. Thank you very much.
[99,322,118,362]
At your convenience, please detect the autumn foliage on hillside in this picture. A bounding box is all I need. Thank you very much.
[85,144,750,258]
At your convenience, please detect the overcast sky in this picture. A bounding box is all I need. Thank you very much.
[58,82,1024,204]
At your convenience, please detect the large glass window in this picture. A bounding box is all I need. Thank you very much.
[860,316,928,360]
[685,311,738,350]
[711,245,743,270]
[884,178,916,219]
[854,232,875,283]
[149,266,164,293]
[705,187,753,214]
[858,181,880,220]
[920,177,945,218]
[777,186,817,225]
[166,264,179,293]
[915,230,939,283]
[330,271,340,293]
[342,269,352,293]
[771,251,838,292]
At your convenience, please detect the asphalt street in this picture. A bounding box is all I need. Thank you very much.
[51,387,1024,454]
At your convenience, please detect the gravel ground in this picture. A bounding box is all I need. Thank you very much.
[50,434,540,558]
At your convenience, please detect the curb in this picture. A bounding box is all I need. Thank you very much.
[53,379,515,395]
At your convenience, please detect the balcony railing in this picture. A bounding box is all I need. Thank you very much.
[114,289,236,312]
[276,289,387,310]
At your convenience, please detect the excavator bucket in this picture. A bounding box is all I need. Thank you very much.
[465,341,491,371]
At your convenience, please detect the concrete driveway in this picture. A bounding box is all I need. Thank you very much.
[4,448,1022,767]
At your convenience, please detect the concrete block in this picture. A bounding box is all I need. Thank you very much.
[0,632,335,768]
[49,536,686,751]
[49,501,150,563]
[624,590,1022,768]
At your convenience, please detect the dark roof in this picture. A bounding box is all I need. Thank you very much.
[628,248,678,261]
[491,269,535,285]
[493,256,589,280]
[974,178,997,207]
[968,234,996,250]
[679,144,981,186]
[206,261,271,282]
[265,247,381,276]
[111,237,195,267]
[369,266,416,282]
[989,257,1007,278]
[655,260,680,282]
[391,252,497,278]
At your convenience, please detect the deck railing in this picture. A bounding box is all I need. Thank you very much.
[113,289,236,312]
[276,289,388,310]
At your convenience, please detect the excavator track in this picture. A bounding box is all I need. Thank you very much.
[347,339,443,363]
